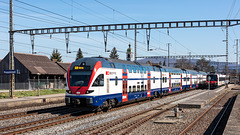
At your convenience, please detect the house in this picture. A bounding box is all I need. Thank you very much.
[0,52,66,89]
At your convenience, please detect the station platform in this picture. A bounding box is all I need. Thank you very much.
[0,93,65,110]
[223,91,240,135]
[177,85,234,109]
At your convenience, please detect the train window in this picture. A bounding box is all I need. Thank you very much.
[129,86,132,93]
[123,65,126,72]
[136,66,139,73]
[163,77,165,83]
[164,77,167,83]
[133,86,136,92]
[143,67,146,74]
[153,77,156,83]
[141,85,144,91]
[145,85,147,91]
[92,74,104,86]
[115,76,118,86]
[132,66,136,73]
[139,67,143,73]
[147,67,150,72]
[128,65,132,73]
[184,77,186,81]
[137,85,140,92]
[110,63,115,68]
[187,78,190,81]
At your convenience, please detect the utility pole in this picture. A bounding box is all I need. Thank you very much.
[189,52,191,68]
[236,39,239,85]
[9,0,15,98]
[167,43,171,67]
[226,25,228,76]
[134,28,137,61]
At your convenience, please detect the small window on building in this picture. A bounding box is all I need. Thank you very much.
[153,77,156,83]
[163,77,165,83]
[145,85,147,91]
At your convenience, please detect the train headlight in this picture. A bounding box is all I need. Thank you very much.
[66,90,72,94]
[85,90,94,94]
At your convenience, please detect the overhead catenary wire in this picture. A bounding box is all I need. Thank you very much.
[93,0,197,55]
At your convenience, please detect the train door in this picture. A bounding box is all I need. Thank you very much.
[147,71,151,97]
[122,69,128,102]
[181,73,182,91]
[190,74,192,89]
[169,72,171,93]
[160,69,163,94]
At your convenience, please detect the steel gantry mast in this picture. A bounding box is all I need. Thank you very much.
[136,55,227,59]
[9,19,240,97]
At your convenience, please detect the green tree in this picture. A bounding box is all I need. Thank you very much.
[159,61,162,65]
[76,48,83,60]
[174,58,192,69]
[109,47,119,59]
[195,58,211,72]
[209,66,216,72]
[50,49,62,62]
[163,60,166,66]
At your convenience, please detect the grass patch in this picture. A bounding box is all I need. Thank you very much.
[0,89,65,99]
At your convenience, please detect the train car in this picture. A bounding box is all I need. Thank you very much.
[198,71,208,88]
[65,57,207,111]
[206,73,227,89]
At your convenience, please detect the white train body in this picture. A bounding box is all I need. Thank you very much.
[65,57,208,108]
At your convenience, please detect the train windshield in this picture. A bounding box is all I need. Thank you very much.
[207,75,217,81]
[69,71,92,86]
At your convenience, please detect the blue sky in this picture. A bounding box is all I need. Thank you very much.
[0,0,240,63]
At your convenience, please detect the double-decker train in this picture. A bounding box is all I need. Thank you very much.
[65,57,210,111]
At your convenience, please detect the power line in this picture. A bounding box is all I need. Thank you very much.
[15,0,88,25]
[227,0,236,19]
[93,0,198,55]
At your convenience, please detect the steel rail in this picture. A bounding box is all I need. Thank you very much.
[210,96,235,135]
[0,106,68,121]
[179,91,229,135]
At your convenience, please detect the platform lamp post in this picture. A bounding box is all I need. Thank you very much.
[208,76,211,95]
[37,73,40,96]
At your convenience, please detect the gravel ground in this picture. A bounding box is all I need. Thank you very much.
[21,90,205,135]
[130,88,237,135]
[2,87,231,135]
[187,91,237,135]
[130,107,202,135]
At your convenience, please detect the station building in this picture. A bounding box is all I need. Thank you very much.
[0,52,70,90]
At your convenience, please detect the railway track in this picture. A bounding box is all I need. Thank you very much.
[179,91,237,135]
[0,88,206,134]
[0,105,68,121]
[71,90,206,135]
[0,89,202,135]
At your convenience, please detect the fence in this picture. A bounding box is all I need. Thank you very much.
[0,79,66,90]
